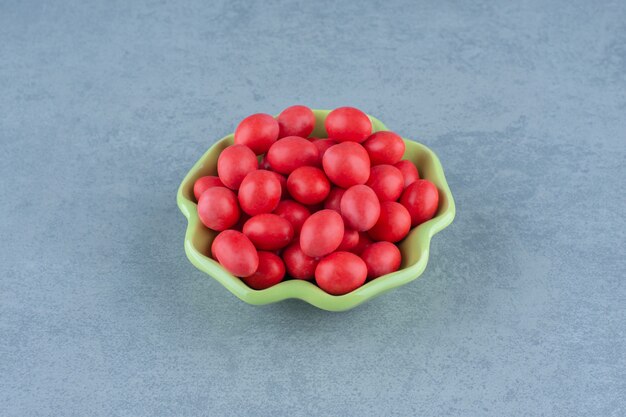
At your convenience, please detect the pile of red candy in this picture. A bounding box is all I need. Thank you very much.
[193,106,439,295]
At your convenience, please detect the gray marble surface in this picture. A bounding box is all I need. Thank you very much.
[1,1,625,416]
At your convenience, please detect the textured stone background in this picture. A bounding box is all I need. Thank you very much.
[1,1,625,416]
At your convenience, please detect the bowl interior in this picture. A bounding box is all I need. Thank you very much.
[177,109,455,311]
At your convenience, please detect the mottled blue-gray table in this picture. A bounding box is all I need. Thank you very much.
[1,1,624,416]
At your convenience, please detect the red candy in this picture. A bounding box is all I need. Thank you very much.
[193,176,224,201]
[323,187,345,213]
[282,241,318,280]
[299,209,344,257]
[211,230,259,277]
[238,170,281,216]
[311,138,337,167]
[277,105,315,138]
[234,113,279,155]
[287,166,330,205]
[395,160,420,188]
[363,131,405,165]
[199,106,442,294]
[340,185,381,231]
[351,232,373,255]
[400,179,439,226]
[315,252,367,295]
[217,144,258,189]
[266,136,319,175]
[273,200,310,235]
[366,164,404,202]
[325,107,372,143]
[337,228,359,251]
[266,170,288,199]
[361,242,402,279]
[243,213,294,250]
[241,251,285,290]
[322,142,370,188]
[197,187,240,231]
[368,202,411,242]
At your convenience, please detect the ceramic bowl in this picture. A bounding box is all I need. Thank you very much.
[177,109,455,311]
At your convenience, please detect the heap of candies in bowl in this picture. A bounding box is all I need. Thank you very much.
[194,106,439,295]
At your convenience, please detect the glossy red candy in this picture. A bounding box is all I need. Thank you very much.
[367,201,411,242]
[323,187,345,213]
[311,138,337,167]
[241,251,286,290]
[197,186,240,231]
[238,170,281,216]
[340,185,380,231]
[266,170,288,199]
[193,176,224,201]
[211,230,259,277]
[350,232,373,255]
[400,179,439,226]
[366,164,404,202]
[202,106,436,294]
[394,160,420,188]
[273,200,311,235]
[266,136,319,175]
[315,252,367,295]
[299,209,344,257]
[277,105,315,138]
[361,242,402,279]
[287,166,330,205]
[363,131,405,165]
[322,142,370,188]
[217,144,258,190]
[234,113,279,155]
[282,241,318,280]
[337,228,359,251]
[368,201,411,242]
[243,213,294,250]
[325,107,372,143]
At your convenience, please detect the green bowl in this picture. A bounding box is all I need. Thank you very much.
[177,109,455,311]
